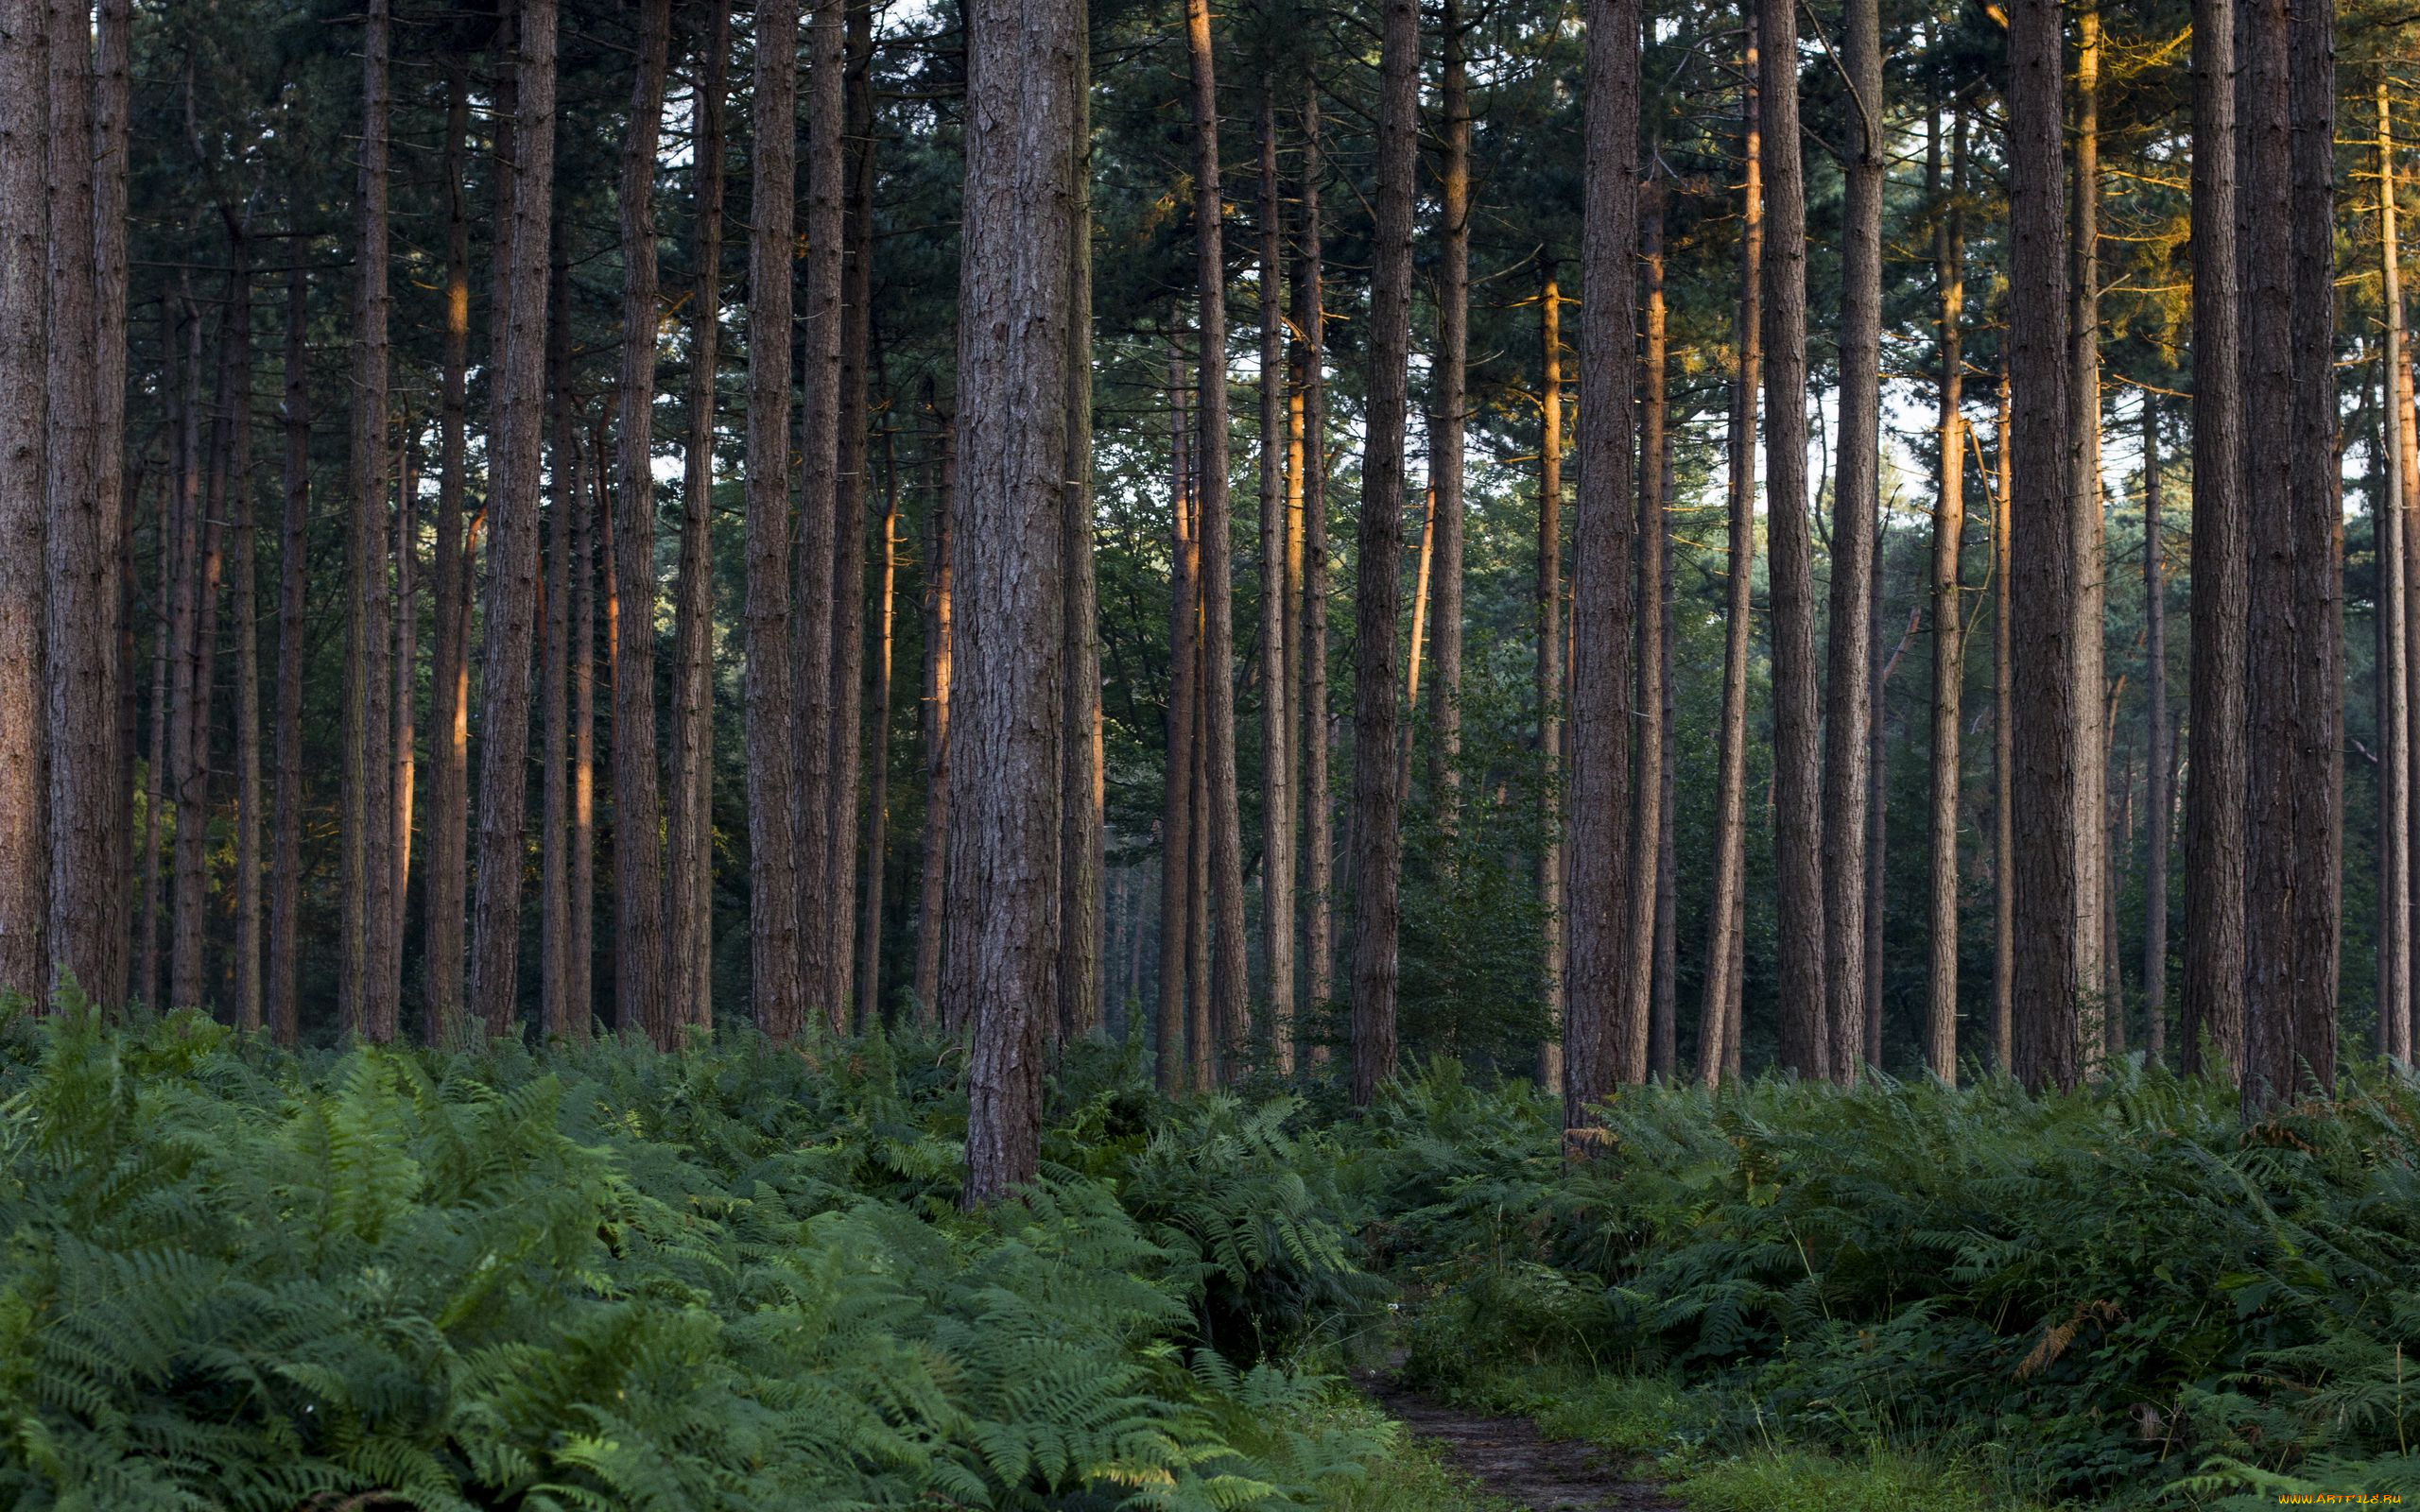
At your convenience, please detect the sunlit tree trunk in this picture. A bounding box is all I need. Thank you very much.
[2070,4,2107,1065]
[2380,89,2413,1065]
[1539,262,1568,1091]
[1926,100,1967,1082]
[860,432,901,1028]
[914,401,955,1021]
[1256,91,1293,1068]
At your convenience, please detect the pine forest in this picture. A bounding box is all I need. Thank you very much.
[0,0,2416,1503]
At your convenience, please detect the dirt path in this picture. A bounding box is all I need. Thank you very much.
[1358,1372,1682,1512]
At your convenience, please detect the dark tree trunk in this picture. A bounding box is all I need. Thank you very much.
[2238,0,2342,1112]
[670,0,731,1034]
[2184,0,2246,1080]
[541,289,573,1039]
[467,0,561,1041]
[1822,0,1883,1082]
[1565,0,1640,1124]
[1430,1,1469,833]
[1158,350,1197,1090]
[2008,0,2079,1093]
[0,0,46,1002]
[1298,87,1333,1038]
[949,0,1078,1205]
[91,0,132,1011]
[828,0,877,1024]
[1058,24,1101,1045]
[1628,178,1666,1082]
[2144,401,2175,1061]
[426,63,473,1043]
[610,0,672,1042]
[914,402,955,1021]
[1761,0,1825,1075]
[741,0,804,1041]
[860,428,901,1029]
[233,270,262,1032]
[1992,371,2014,1069]
[269,264,308,1045]
[1349,0,1419,1106]
[343,2,395,1040]
[1255,91,1293,1067]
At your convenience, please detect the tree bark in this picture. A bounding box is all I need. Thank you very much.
[914,401,955,1021]
[139,466,168,1014]
[1926,101,1967,1082]
[2143,400,2174,1061]
[949,0,1077,1206]
[740,0,804,1042]
[233,273,263,1032]
[0,0,45,1003]
[45,0,121,1006]
[1700,15,1760,1089]
[2183,0,2247,1081]
[389,432,415,1026]
[2008,0,2079,1093]
[1057,21,1102,1045]
[2070,4,2107,1065]
[1430,0,1469,833]
[1822,0,1883,1083]
[176,282,235,1016]
[1298,86,1334,1042]
[860,428,901,1029]
[605,0,672,1043]
[670,0,732,1035]
[1629,177,1667,1082]
[2381,98,2413,1066]
[426,63,474,1043]
[270,264,307,1045]
[1540,262,1568,1091]
[1653,443,1678,1079]
[2238,0,2341,1112]
[1179,0,1247,1073]
[1158,349,1197,1089]
[1992,370,2014,1071]
[542,287,573,1040]
[827,0,877,1024]
[467,0,561,1041]
[571,423,596,1033]
[1565,0,1640,1123]
[1761,0,1824,1076]
[91,0,133,1011]
[1256,90,1294,1069]
[1350,0,1419,1106]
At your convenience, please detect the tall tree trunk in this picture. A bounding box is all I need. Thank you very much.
[572,432,596,1032]
[950,0,1077,1204]
[1430,0,1469,832]
[1992,370,2014,1069]
[1182,0,1248,1072]
[914,402,955,1021]
[1822,0,1883,1083]
[542,293,573,1039]
[1566,0,1640,1122]
[2008,0,2079,1092]
[1652,444,1678,1078]
[1255,90,1294,1068]
[389,433,416,1023]
[2238,0,2342,1111]
[2143,401,2174,1060]
[467,0,561,1041]
[164,298,200,1008]
[1408,485,1433,721]
[827,0,877,1024]
[45,0,121,1006]
[860,430,900,1029]
[1187,622,1212,1085]
[2382,95,2414,1066]
[1058,21,1102,1045]
[233,276,263,1032]
[671,0,731,1035]
[2184,0,2247,1080]
[1540,262,1568,1090]
[1297,86,1333,1041]
[2071,3,2107,1064]
[139,472,168,1013]
[1701,13,1760,1089]
[741,0,804,1042]
[608,0,672,1042]
[1158,350,1198,1089]
[1350,0,1419,1106]
[1628,177,1667,1081]
[1926,101,1967,1082]
[91,0,132,1011]
[791,0,845,1035]
[1761,0,1824,1076]
[0,0,46,1003]
[269,264,308,1045]
[427,62,474,1043]
[1870,541,1909,1072]
[344,1,394,1040]
[176,284,235,1015]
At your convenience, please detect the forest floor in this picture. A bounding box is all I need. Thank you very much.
[1357,1366,1682,1512]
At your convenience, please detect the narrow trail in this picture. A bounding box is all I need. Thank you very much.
[1357,1371,1683,1512]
